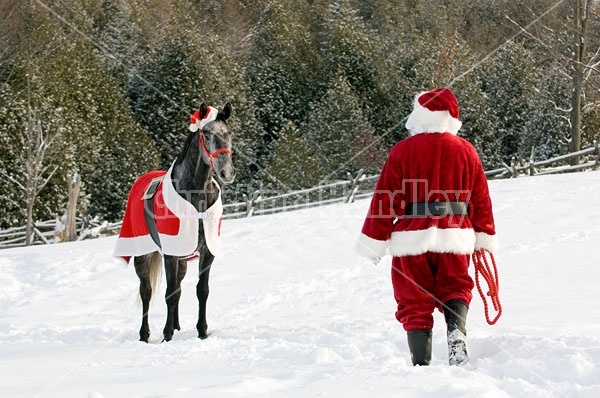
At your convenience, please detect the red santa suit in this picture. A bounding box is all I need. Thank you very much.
[357,88,496,332]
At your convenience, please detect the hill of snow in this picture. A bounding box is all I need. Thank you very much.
[1,171,599,398]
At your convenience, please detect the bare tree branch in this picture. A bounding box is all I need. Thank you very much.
[0,169,26,192]
[505,15,552,49]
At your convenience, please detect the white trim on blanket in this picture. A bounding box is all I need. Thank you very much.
[113,234,160,260]
[113,162,223,261]
[161,162,201,256]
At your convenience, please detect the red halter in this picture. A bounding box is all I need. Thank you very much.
[199,133,232,170]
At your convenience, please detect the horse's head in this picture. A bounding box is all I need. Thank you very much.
[195,102,236,185]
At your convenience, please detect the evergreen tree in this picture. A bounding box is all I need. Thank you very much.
[453,77,503,169]
[259,120,323,191]
[0,1,159,223]
[245,0,325,166]
[480,42,540,162]
[0,81,27,227]
[303,74,375,180]
[91,0,140,87]
[320,0,389,134]
[521,70,571,160]
[39,35,159,220]
[130,31,203,169]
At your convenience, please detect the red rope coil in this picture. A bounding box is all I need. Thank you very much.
[472,249,502,325]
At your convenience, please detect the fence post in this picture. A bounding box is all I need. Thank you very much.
[511,156,518,178]
[594,140,599,170]
[345,169,365,204]
[529,146,536,176]
[245,190,261,217]
[64,172,81,242]
[33,227,50,244]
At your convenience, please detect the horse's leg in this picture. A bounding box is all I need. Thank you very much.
[196,249,215,339]
[173,258,188,331]
[134,255,152,343]
[163,255,183,342]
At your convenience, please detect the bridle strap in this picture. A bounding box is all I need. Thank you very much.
[199,133,232,164]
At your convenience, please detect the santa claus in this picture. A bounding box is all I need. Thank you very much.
[356,87,496,366]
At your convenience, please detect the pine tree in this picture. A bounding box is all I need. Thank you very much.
[303,75,375,181]
[480,41,540,162]
[39,34,159,220]
[0,1,159,223]
[453,77,503,169]
[0,80,27,228]
[521,70,571,160]
[259,121,323,191]
[320,0,389,134]
[245,0,325,166]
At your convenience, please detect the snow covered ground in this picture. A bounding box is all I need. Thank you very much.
[1,170,599,398]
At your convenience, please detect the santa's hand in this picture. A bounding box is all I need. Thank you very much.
[359,255,380,266]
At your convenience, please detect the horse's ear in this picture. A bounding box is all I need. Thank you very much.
[199,103,208,119]
[221,102,232,121]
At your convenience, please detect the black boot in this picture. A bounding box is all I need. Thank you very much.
[444,299,469,366]
[407,330,432,366]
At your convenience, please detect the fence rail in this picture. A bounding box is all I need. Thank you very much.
[484,144,598,179]
[1,144,598,249]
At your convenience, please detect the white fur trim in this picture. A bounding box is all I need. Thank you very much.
[389,227,476,257]
[162,162,223,257]
[475,232,497,253]
[405,97,462,135]
[161,162,201,256]
[196,106,218,131]
[113,234,161,258]
[190,106,218,132]
[356,233,389,258]
[201,179,223,257]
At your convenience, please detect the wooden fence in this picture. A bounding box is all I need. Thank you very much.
[1,144,598,249]
[484,144,599,179]
[0,217,120,249]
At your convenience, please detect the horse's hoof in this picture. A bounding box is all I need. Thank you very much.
[198,332,209,340]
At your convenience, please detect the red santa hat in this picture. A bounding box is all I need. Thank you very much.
[189,106,219,132]
[405,88,462,135]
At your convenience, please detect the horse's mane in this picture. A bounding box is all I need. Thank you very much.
[173,131,198,169]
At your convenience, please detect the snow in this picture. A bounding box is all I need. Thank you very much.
[1,170,600,398]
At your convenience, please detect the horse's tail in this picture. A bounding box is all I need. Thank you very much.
[148,251,162,301]
[136,252,163,307]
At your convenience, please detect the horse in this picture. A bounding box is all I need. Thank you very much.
[114,103,235,342]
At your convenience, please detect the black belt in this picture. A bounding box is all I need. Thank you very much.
[404,202,468,217]
[142,176,164,250]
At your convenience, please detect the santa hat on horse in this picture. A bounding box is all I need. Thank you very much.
[189,106,219,132]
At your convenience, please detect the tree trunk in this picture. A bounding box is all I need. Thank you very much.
[25,194,34,246]
[569,0,588,165]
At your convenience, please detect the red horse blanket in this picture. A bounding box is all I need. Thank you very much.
[113,162,223,264]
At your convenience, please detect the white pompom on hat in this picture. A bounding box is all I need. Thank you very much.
[405,87,462,136]
[189,106,219,132]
